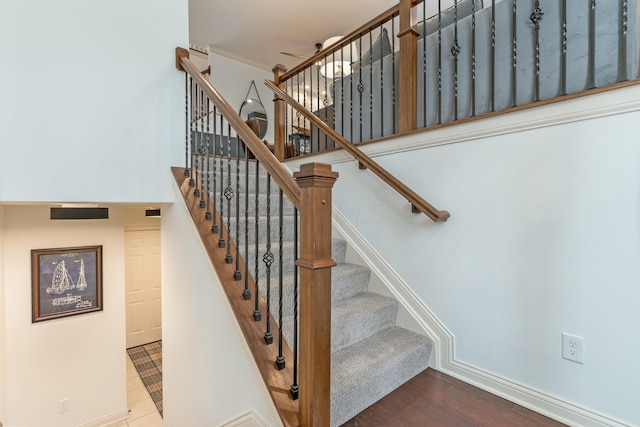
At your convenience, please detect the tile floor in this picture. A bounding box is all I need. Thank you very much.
[110,353,163,427]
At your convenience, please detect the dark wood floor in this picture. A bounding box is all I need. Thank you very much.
[341,368,566,427]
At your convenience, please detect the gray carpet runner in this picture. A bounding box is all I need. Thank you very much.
[200,158,432,426]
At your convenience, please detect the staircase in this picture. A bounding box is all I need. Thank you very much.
[203,157,433,426]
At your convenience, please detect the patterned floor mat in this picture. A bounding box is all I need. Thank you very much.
[127,340,163,417]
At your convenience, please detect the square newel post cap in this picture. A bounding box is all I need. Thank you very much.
[293,163,339,188]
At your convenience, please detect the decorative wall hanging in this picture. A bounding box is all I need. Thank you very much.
[31,245,103,322]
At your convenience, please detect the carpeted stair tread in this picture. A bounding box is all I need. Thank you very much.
[330,326,432,426]
[227,214,297,245]
[331,292,399,352]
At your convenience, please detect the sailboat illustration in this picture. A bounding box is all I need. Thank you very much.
[76,259,87,291]
[46,260,76,294]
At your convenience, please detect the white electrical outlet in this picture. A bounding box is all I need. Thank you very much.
[58,398,70,414]
[562,333,584,364]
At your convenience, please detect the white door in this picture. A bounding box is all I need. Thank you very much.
[125,229,162,348]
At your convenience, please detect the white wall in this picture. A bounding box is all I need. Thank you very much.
[3,205,127,427]
[0,0,188,203]
[324,104,640,425]
[161,184,282,427]
[0,205,6,425]
[208,52,275,144]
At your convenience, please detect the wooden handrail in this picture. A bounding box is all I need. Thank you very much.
[265,80,450,222]
[281,5,400,80]
[176,48,301,210]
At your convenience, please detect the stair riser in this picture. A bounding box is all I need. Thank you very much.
[279,295,399,354]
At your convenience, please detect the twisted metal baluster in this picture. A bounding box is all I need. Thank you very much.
[218,114,225,248]
[184,74,190,176]
[379,23,384,136]
[423,0,427,126]
[224,124,234,263]
[234,133,241,280]
[290,207,299,400]
[530,0,544,102]
[451,0,461,121]
[198,88,206,207]
[275,188,285,370]
[263,175,273,345]
[358,35,364,142]
[211,106,219,234]
[512,0,518,107]
[252,159,261,322]
[437,0,442,124]
[392,16,397,133]
[369,30,374,140]
[205,98,212,219]
[561,0,567,95]
[471,0,477,116]
[491,0,496,112]
[243,144,251,300]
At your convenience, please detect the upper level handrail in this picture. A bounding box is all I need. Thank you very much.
[265,80,450,222]
[176,48,301,209]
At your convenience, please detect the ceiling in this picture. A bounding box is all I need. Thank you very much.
[188,0,399,71]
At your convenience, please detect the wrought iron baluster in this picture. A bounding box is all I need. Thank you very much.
[263,175,273,345]
[218,114,225,248]
[392,16,396,133]
[194,87,202,199]
[471,0,477,116]
[619,0,629,82]
[588,0,596,89]
[358,35,363,142]
[189,79,196,187]
[234,133,241,280]
[198,87,206,207]
[380,23,384,137]
[253,159,261,322]
[290,207,299,400]
[205,98,212,220]
[530,1,544,102]
[211,106,219,234]
[184,74,190,176]
[369,30,374,140]
[512,0,518,107]
[491,0,496,112]
[422,1,428,126]
[561,0,567,95]
[275,188,285,370]
[437,0,442,124]
[224,124,234,264]
[451,0,461,121]
[243,146,251,300]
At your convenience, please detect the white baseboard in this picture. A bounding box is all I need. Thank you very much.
[219,411,271,427]
[77,408,129,427]
[441,361,633,427]
[332,207,634,427]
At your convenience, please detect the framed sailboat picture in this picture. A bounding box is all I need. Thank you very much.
[31,245,103,322]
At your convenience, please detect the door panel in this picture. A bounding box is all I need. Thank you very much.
[125,230,161,348]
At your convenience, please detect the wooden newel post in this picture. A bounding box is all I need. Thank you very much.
[272,64,288,161]
[397,0,418,133]
[293,162,338,427]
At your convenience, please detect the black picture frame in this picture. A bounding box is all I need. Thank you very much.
[31,245,103,322]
